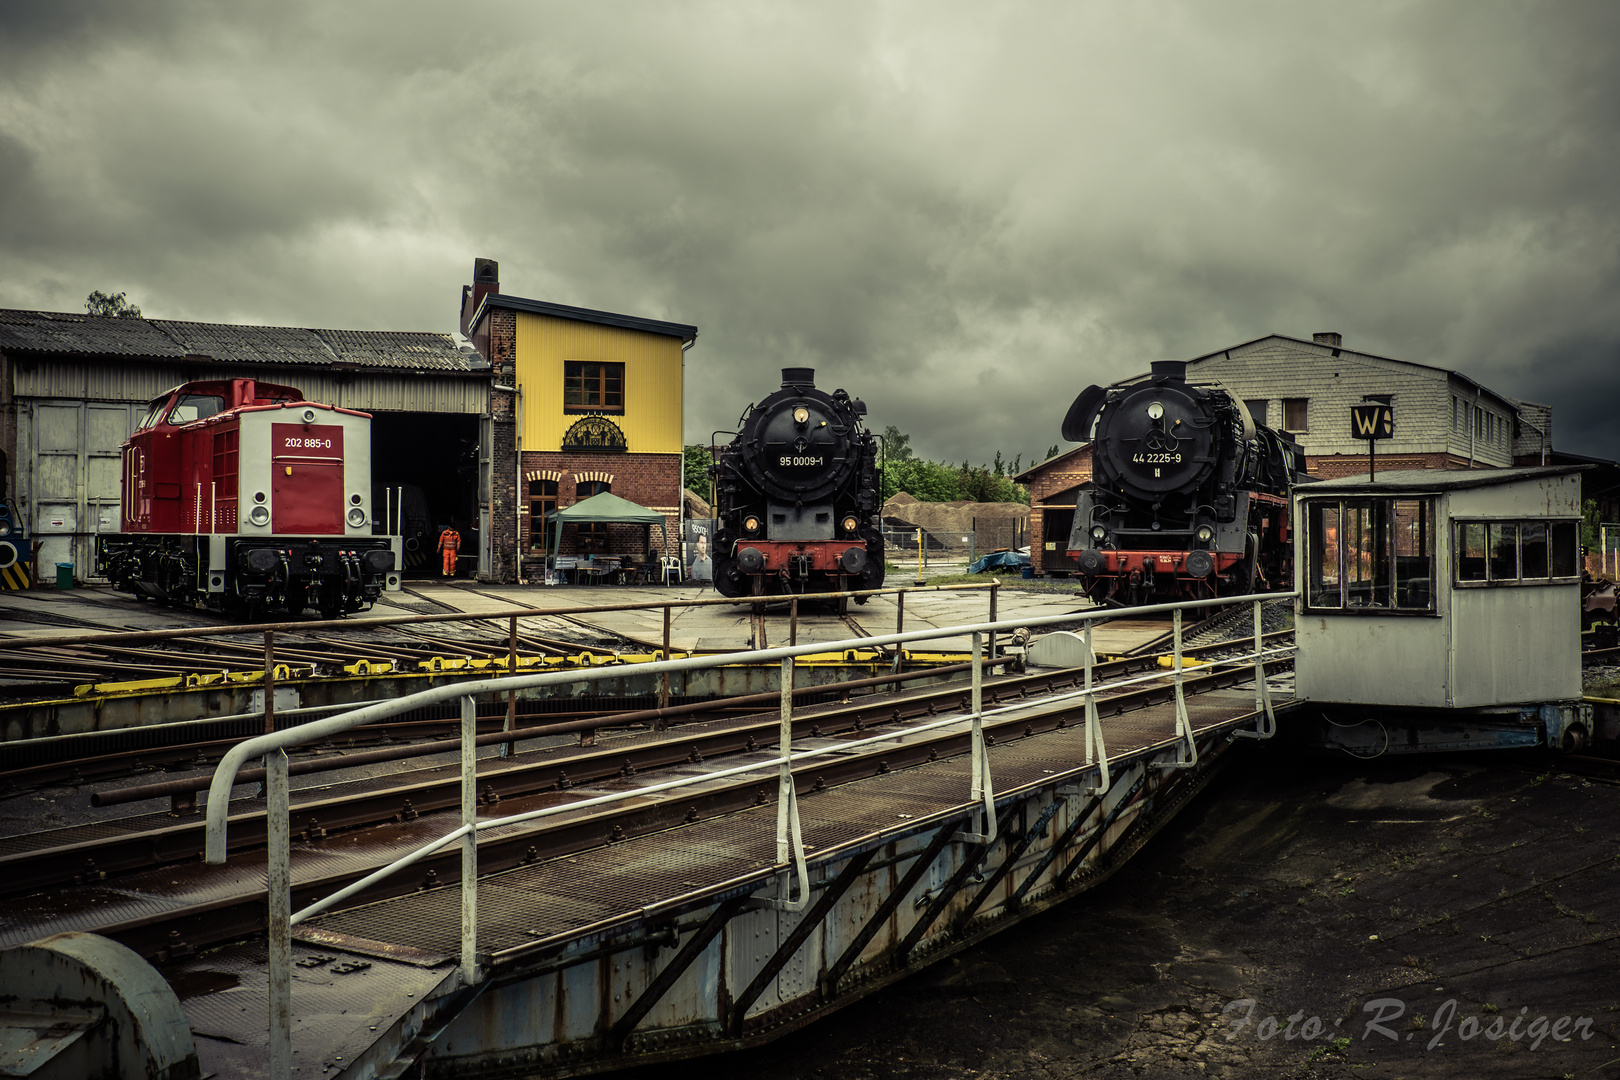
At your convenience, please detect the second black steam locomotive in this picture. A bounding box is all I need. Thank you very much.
[1063,360,1306,605]
[711,368,885,599]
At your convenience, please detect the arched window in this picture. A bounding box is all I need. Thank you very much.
[528,479,558,551]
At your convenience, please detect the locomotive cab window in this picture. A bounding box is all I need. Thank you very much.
[166,392,225,426]
[564,362,624,414]
[1305,496,1434,614]
[1454,518,1579,587]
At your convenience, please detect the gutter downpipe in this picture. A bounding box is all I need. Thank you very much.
[680,337,697,568]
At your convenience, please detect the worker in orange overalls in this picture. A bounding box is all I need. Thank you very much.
[437,524,461,577]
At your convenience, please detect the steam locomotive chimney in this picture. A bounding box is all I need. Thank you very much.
[459,258,500,338]
[781,367,815,388]
[1150,360,1187,382]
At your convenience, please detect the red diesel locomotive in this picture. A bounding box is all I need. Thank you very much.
[97,378,401,619]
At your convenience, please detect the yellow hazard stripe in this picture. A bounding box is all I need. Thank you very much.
[0,564,31,590]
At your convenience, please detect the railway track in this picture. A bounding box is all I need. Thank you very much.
[0,618,632,694]
[0,637,1293,962]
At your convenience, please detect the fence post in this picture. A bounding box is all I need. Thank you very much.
[1236,597,1277,740]
[892,590,905,674]
[460,695,480,985]
[263,630,276,735]
[268,747,291,1080]
[1154,607,1198,769]
[659,605,671,718]
[988,579,999,661]
[1083,620,1109,795]
[955,631,997,844]
[502,616,517,758]
[769,656,808,910]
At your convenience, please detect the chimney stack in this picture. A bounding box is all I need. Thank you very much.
[1313,331,1342,348]
[460,258,501,339]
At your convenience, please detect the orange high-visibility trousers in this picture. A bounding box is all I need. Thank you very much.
[438,530,461,576]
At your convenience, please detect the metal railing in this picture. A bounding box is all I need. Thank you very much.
[203,590,1295,1079]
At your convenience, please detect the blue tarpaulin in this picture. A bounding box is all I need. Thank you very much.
[968,550,1031,574]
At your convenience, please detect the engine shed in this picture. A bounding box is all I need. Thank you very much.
[1293,466,1587,748]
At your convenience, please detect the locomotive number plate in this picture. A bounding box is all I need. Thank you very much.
[1132,452,1182,464]
[283,436,335,449]
[778,455,825,467]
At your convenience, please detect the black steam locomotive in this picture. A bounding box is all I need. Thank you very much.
[711,368,885,600]
[1062,360,1306,606]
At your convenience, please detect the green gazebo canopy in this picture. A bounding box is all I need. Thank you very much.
[549,491,671,565]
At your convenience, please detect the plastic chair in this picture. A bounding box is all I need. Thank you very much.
[660,557,683,586]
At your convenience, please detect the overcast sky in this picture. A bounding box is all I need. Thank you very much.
[2,1,1616,465]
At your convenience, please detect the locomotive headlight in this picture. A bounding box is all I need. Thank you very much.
[792,406,809,424]
[842,515,859,534]
[301,408,317,423]
[743,515,761,534]
[1147,402,1164,420]
[347,507,368,528]
[1090,525,1106,542]
[249,505,271,526]
[1196,525,1213,542]
[350,493,363,505]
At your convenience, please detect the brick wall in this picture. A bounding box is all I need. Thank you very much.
[1026,447,1092,504]
[487,310,518,582]
[1021,447,1091,575]
[518,450,681,572]
[1306,451,1457,479]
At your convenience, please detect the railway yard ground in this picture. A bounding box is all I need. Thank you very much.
[634,747,1620,1080]
[1,578,1617,1079]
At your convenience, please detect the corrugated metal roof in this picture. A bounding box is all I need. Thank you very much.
[0,308,484,374]
[0,309,188,358]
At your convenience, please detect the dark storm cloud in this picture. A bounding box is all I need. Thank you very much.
[0,1,1615,462]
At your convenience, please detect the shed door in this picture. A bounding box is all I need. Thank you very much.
[1041,508,1078,573]
[25,400,136,579]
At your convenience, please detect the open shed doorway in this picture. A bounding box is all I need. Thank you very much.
[370,411,481,578]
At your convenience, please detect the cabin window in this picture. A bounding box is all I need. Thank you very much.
[1304,496,1434,614]
[1454,518,1581,587]
[564,362,625,414]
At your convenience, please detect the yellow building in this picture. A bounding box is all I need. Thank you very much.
[460,259,698,582]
